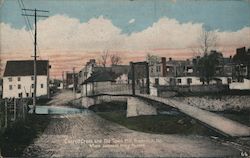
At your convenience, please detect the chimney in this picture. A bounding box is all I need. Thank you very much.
[161,57,167,77]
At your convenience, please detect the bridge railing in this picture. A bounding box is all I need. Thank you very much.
[94,83,134,95]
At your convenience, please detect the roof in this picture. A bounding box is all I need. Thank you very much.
[82,71,115,84]
[4,60,49,77]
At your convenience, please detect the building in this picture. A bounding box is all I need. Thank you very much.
[65,72,78,89]
[2,60,50,99]
[165,57,200,86]
[148,57,167,86]
[229,47,250,90]
[78,59,97,86]
[81,71,115,96]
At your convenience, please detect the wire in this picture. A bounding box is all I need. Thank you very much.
[17,0,44,60]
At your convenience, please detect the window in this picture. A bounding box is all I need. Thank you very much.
[18,93,22,98]
[187,78,192,85]
[32,93,34,97]
[8,77,12,82]
[31,76,34,80]
[155,78,159,85]
[32,84,34,88]
[227,78,232,84]
[9,85,13,90]
[177,79,182,83]
[26,93,29,97]
[41,84,44,88]
[18,84,21,89]
[18,77,21,81]
[156,66,161,72]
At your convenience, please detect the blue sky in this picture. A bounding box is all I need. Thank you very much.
[1,0,250,33]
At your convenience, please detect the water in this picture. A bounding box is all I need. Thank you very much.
[158,110,180,115]
[28,106,89,115]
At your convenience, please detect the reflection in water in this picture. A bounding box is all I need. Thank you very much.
[29,106,89,115]
[158,110,179,115]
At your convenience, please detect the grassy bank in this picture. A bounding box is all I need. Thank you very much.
[90,101,221,137]
[0,114,51,157]
[216,110,250,127]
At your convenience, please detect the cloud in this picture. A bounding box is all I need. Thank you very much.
[1,15,250,76]
[0,0,4,7]
[128,18,135,24]
[1,15,249,54]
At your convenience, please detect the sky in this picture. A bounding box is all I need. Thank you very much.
[0,0,250,78]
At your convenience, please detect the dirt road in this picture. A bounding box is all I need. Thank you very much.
[23,112,243,157]
[22,91,243,157]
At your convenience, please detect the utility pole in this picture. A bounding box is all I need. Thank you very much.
[62,71,64,89]
[22,8,49,113]
[131,62,135,96]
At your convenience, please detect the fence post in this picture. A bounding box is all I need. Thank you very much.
[4,99,7,128]
[22,99,25,120]
[13,98,16,121]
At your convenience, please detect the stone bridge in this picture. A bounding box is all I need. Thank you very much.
[81,93,250,138]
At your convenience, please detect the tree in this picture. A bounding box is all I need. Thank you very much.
[110,53,122,65]
[193,26,217,56]
[197,51,223,84]
[146,53,160,65]
[98,50,109,67]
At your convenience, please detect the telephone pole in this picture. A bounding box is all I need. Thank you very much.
[22,8,49,113]
[73,67,76,102]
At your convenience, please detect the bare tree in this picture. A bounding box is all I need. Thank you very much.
[110,53,122,66]
[198,27,217,55]
[146,53,160,65]
[98,50,109,67]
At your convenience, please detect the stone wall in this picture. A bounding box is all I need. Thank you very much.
[173,95,250,111]
[157,84,229,95]
[126,97,157,117]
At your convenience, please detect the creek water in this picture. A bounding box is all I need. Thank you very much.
[29,106,89,115]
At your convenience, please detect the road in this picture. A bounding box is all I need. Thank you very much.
[23,91,243,157]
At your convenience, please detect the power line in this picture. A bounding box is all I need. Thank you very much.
[18,0,44,60]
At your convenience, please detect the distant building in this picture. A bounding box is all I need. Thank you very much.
[80,71,115,96]
[66,72,78,89]
[230,47,250,90]
[78,59,130,96]
[2,60,50,99]
[78,59,97,86]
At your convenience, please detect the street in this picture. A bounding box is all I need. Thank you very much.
[23,91,242,157]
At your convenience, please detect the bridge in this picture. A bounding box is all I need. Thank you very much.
[80,84,250,138]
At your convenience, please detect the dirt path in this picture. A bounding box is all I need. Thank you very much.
[23,111,243,157]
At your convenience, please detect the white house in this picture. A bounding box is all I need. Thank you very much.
[81,71,115,96]
[229,79,250,90]
[2,60,50,99]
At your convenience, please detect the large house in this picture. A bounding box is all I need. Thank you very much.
[2,60,50,99]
